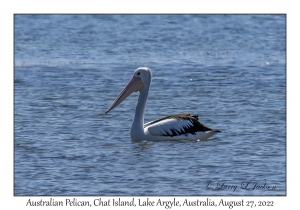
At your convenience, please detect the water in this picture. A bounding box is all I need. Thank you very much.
[14,15,286,196]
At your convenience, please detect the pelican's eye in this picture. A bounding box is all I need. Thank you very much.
[137,72,140,76]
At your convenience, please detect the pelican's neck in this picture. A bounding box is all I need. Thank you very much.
[131,80,150,140]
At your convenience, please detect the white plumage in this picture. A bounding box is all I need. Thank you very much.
[105,67,221,141]
[146,118,194,136]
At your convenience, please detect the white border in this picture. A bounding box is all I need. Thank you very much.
[1,0,298,209]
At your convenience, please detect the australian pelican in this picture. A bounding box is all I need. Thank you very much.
[105,67,221,141]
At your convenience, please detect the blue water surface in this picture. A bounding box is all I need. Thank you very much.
[14,14,286,196]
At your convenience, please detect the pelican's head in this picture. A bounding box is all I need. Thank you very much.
[105,67,152,114]
[133,67,152,84]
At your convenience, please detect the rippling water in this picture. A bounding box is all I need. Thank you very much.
[14,14,286,195]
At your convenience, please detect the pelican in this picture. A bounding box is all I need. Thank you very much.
[105,67,221,141]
